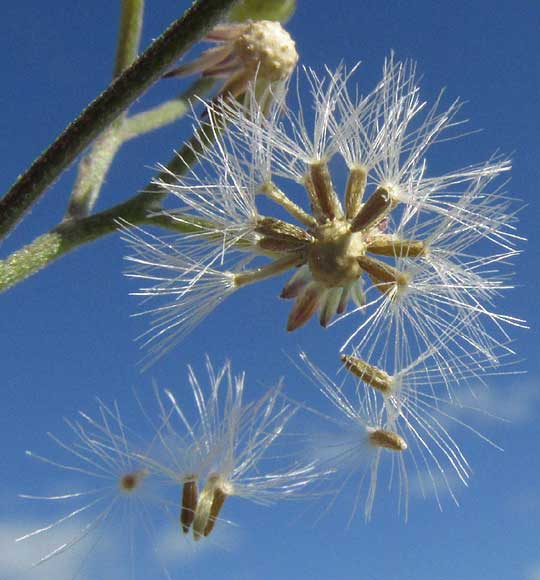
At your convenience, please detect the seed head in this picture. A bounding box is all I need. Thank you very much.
[17,400,171,575]
[128,57,522,371]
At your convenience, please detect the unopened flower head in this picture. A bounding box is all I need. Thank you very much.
[164,20,298,100]
[139,357,319,541]
[127,56,522,369]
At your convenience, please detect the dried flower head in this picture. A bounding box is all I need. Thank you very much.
[126,56,522,370]
[165,20,298,100]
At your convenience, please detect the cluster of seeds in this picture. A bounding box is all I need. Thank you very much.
[19,360,323,573]
[122,56,523,518]
[17,35,524,576]
[125,57,522,374]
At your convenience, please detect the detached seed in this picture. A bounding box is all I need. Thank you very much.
[341,354,393,394]
[180,478,198,534]
[369,429,407,451]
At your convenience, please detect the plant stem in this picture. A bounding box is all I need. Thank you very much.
[120,77,215,141]
[0,0,239,240]
[66,0,146,219]
[0,198,211,293]
[65,126,124,219]
[114,0,145,77]
[0,112,225,293]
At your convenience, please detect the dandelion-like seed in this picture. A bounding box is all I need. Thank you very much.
[298,351,408,522]
[16,359,321,573]
[17,399,172,577]
[136,357,320,541]
[126,56,522,368]
[299,339,516,521]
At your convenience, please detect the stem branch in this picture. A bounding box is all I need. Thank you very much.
[0,109,228,293]
[114,0,145,77]
[120,77,215,141]
[66,0,146,219]
[0,0,239,240]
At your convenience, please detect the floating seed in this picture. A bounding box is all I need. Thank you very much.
[369,429,407,451]
[180,478,198,534]
[341,355,392,394]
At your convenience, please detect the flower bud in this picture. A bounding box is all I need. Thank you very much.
[165,20,297,99]
[233,20,298,82]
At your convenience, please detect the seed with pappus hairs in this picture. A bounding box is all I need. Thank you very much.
[126,56,522,370]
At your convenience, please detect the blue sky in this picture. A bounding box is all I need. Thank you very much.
[1,1,539,579]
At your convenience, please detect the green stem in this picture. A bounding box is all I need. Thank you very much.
[0,198,211,293]
[65,126,124,219]
[66,74,213,220]
[0,112,226,293]
[120,77,215,141]
[0,233,65,291]
[66,0,146,219]
[66,76,216,220]
[114,0,145,77]
[0,0,239,240]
